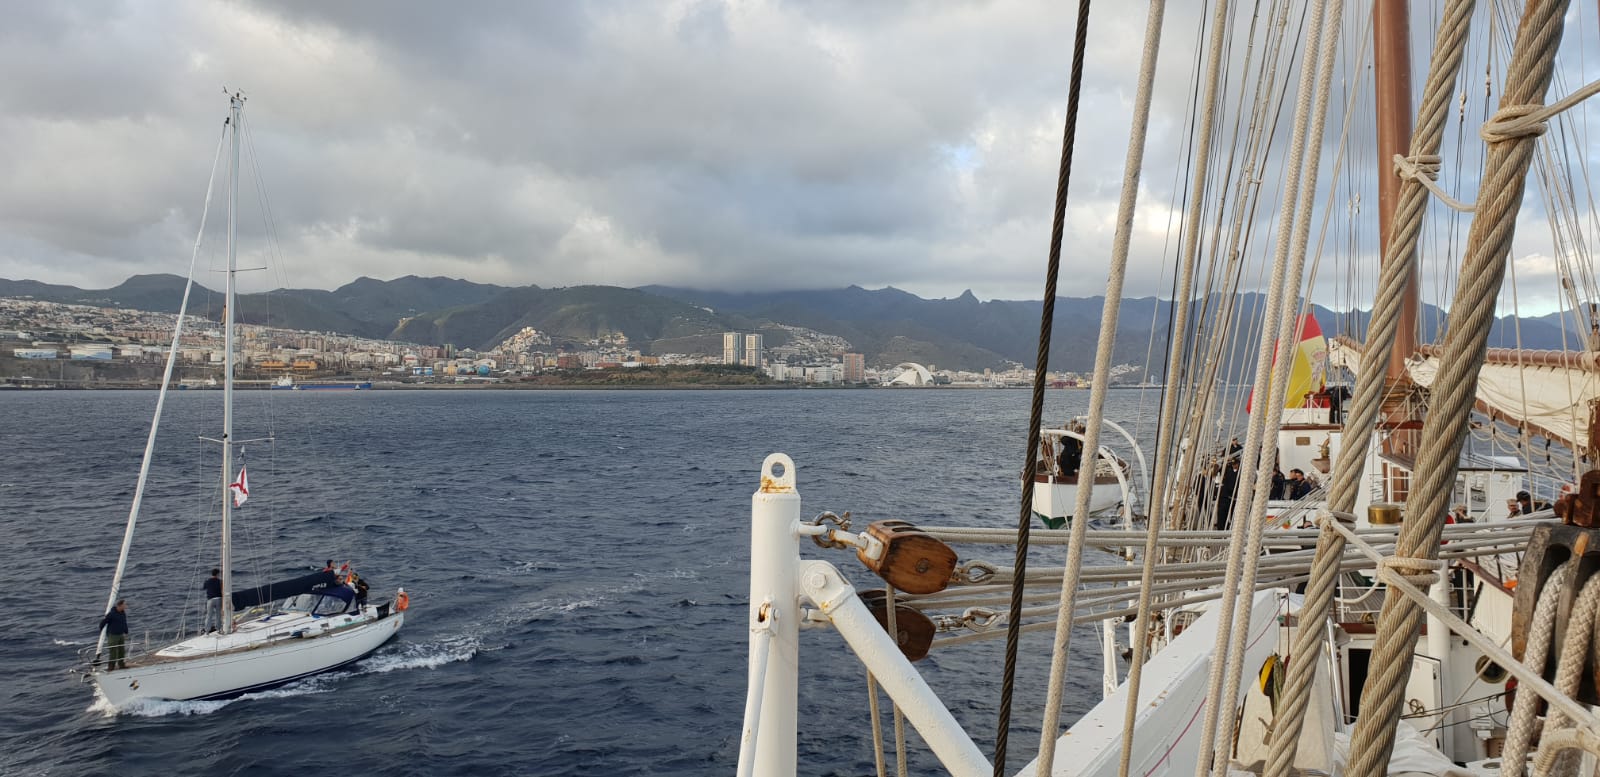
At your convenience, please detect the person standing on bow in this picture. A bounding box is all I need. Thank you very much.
[202,568,223,633]
[99,600,130,671]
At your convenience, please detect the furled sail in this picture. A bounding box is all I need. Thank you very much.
[1409,346,1599,451]
[1330,336,1599,450]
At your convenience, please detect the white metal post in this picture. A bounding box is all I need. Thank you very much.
[798,559,991,777]
[1426,574,1452,742]
[740,454,801,777]
[1102,615,1120,698]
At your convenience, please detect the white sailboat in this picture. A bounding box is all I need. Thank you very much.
[81,93,406,708]
[734,1,1600,775]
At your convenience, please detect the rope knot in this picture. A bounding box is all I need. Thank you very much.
[1480,104,1550,143]
[1392,154,1442,181]
[1379,555,1445,588]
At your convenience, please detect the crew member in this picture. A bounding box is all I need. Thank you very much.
[99,600,130,671]
[202,568,223,633]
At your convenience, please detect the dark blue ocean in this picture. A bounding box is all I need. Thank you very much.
[0,388,1165,776]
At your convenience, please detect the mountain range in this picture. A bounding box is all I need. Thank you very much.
[0,274,1582,373]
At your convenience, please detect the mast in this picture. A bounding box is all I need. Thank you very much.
[220,92,242,635]
[1375,1,1419,383]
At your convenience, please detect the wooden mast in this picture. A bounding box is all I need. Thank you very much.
[1374,0,1419,458]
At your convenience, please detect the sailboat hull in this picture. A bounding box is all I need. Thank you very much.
[92,611,404,708]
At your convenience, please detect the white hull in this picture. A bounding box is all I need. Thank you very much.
[92,607,403,707]
[1032,478,1124,521]
[1016,590,1284,777]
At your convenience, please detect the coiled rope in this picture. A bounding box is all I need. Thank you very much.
[1531,573,1600,776]
[1500,558,1579,777]
[1344,1,1577,773]
[994,2,1092,774]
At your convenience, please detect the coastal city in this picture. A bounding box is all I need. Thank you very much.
[0,297,1146,389]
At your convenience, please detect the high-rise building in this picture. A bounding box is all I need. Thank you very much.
[723,332,744,365]
[742,333,764,369]
[843,353,865,383]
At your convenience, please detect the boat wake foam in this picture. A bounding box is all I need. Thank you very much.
[354,635,480,674]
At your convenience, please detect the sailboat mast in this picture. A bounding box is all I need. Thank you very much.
[1374,1,1419,382]
[220,92,242,635]
[1374,0,1420,461]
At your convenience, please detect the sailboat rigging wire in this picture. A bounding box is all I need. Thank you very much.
[1179,0,1313,537]
[1190,0,1337,770]
[1209,3,1343,769]
[994,2,1093,772]
[1120,1,1228,770]
[96,123,229,661]
[1030,0,1171,770]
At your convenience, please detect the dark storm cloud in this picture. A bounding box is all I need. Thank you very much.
[0,1,1592,313]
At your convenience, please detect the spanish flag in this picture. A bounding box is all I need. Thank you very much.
[1248,314,1327,413]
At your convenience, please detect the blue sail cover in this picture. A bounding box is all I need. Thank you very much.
[231,570,338,609]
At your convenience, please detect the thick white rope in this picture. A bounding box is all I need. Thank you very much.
[1126,3,1209,773]
[1034,2,1172,775]
[1532,727,1600,777]
[1196,2,1331,773]
[1212,3,1344,771]
[1344,1,1576,773]
[1501,558,1580,777]
[1479,77,1600,142]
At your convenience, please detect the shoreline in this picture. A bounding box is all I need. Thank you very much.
[0,381,1160,391]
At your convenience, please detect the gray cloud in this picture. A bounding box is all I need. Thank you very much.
[0,0,1592,317]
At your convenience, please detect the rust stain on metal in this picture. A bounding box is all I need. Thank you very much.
[759,475,789,493]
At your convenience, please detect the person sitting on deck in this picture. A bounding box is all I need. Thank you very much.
[1286,469,1312,500]
[1057,433,1083,479]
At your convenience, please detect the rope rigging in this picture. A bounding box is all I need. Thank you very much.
[993,2,1094,773]
[1345,0,1581,773]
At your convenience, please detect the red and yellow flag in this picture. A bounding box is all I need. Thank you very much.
[1248,314,1327,413]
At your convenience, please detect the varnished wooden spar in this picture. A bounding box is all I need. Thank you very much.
[857,520,958,595]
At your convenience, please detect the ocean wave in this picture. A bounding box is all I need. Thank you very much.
[53,638,87,646]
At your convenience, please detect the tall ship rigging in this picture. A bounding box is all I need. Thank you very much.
[733,1,1600,775]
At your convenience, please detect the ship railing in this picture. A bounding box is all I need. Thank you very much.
[74,621,236,672]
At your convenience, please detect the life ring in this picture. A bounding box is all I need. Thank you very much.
[396,590,410,612]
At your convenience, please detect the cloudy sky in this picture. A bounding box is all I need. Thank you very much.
[2,1,1598,311]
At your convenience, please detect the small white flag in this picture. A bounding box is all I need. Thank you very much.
[229,465,250,507]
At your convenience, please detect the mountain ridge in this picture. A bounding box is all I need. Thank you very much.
[1,274,1581,372]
